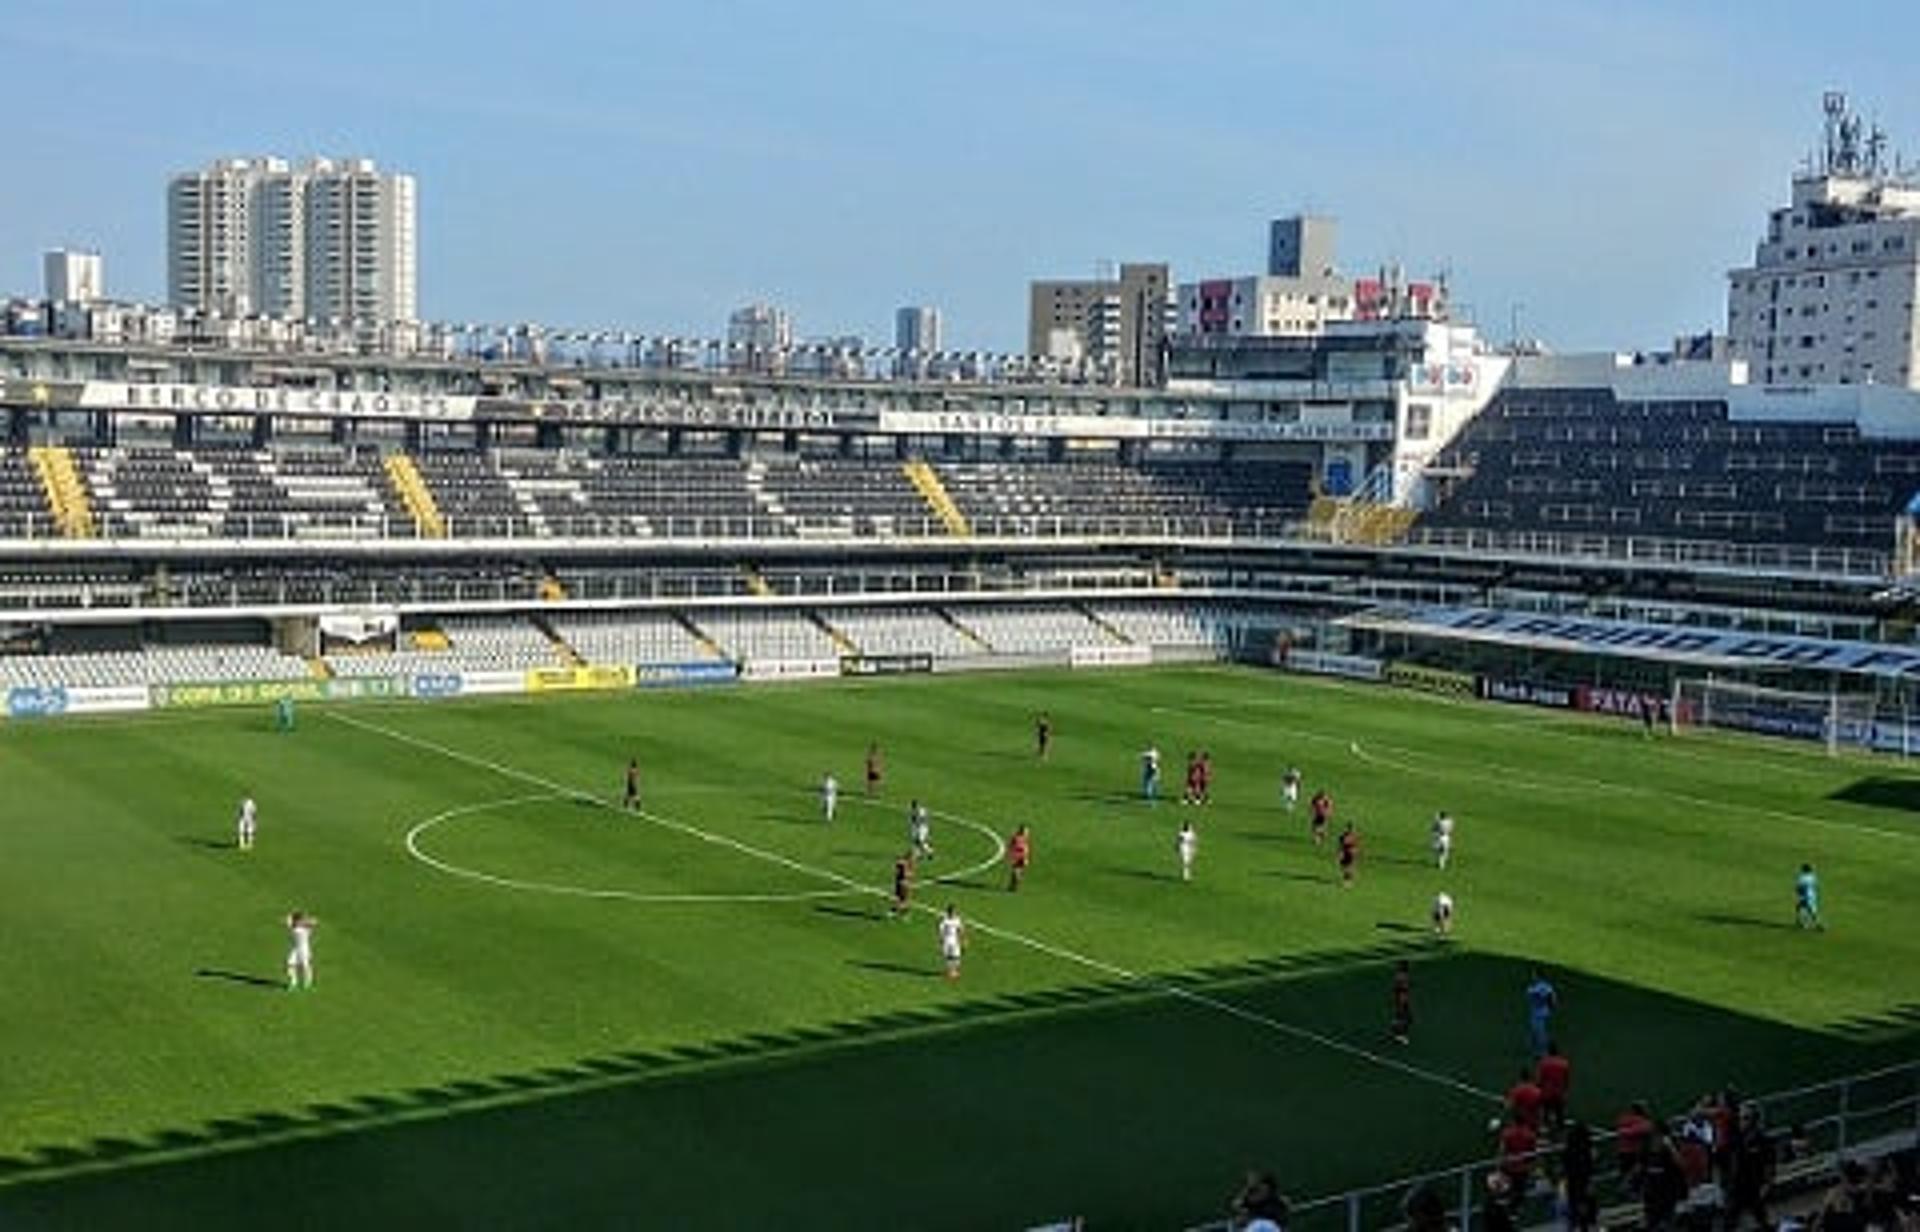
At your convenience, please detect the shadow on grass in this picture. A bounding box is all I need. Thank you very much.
[1691,911,1798,932]
[811,904,877,924]
[4,949,1913,1231]
[1828,776,1920,814]
[847,959,943,980]
[193,968,283,991]
[176,836,233,851]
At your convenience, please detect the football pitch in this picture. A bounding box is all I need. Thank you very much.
[2,664,1917,1229]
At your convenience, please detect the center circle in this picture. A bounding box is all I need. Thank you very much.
[405,791,1006,905]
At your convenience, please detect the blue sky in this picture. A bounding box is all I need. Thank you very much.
[3,1,1916,352]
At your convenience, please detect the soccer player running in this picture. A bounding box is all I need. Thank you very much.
[285,910,317,990]
[1035,713,1052,760]
[1795,862,1823,930]
[1140,743,1161,801]
[1389,959,1413,1045]
[938,905,966,980]
[236,795,258,851]
[907,799,934,862]
[1006,824,1031,891]
[1337,822,1360,887]
[1432,890,1455,937]
[1176,819,1198,882]
[1281,765,1302,812]
[820,772,838,823]
[1432,810,1455,869]
[1310,788,1333,845]
[1525,968,1559,1058]
[864,742,884,797]
[623,758,641,812]
[888,851,914,919]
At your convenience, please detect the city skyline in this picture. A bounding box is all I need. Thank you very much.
[3,1,1918,352]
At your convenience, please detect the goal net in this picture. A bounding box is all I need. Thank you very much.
[1671,678,1878,755]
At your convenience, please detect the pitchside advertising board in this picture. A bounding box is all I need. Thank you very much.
[150,676,406,709]
[5,684,150,718]
[838,654,933,677]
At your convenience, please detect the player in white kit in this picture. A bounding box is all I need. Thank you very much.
[1281,767,1301,812]
[1432,811,1455,869]
[820,772,838,823]
[285,910,317,989]
[908,799,934,861]
[1176,819,1198,881]
[237,796,258,851]
[938,905,966,979]
[1431,891,1455,937]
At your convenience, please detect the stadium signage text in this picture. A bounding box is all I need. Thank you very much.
[4,684,150,718]
[81,382,476,419]
[1383,662,1477,697]
[150,676,404,709]
[1282,650,1385,681]
[510,400,846,431]
[838,653,934,677]
[741,658,841,681]
[1353,606,1920,681]
[1479,677,1574,709]
[524,665,637,693]
[635,661,740,687]
[1068,645,1154,669]
[6,685,67,718]
[408,672,465,700]
[876,409,1391,442]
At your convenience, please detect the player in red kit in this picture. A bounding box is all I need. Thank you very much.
[865,742,884,797]
[1337,822,1360,887]
[888,850,913,918]
[1006,824,1031,891]
[1536,1041,1572,1132]
[1389,959,1413,1045]
[1507,1066,1545,1130]
[1310,789,1333,844]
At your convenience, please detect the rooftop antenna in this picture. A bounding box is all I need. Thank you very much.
[1823,91,1847,175]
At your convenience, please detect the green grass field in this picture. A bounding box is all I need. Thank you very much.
[2,664,1917,1229]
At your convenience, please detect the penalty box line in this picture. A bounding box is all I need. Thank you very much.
[329,710,1499,1106]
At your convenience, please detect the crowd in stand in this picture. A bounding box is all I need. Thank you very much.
[1226,1051,1917,1231]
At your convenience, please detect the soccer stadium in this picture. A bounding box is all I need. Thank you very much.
[3,293,1919,1229]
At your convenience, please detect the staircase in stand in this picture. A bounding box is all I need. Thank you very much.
[383,453,446,538]
[27,445,95,538]
[903,459,972,537]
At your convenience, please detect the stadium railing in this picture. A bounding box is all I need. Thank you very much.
[1176,1061,1918,1232]
[1410,526,1892,580]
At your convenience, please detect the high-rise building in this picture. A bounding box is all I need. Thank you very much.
[894,305,943,354]
[1268,215,1339,279]
[1027,263,1171,385]
[43,249,104,304]
[1178,216,1354,338]
[167,156,417,323]
[1727,93,1920,388]
[727,303,794,350]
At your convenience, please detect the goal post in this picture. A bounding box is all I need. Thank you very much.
[1671,677,1877,755]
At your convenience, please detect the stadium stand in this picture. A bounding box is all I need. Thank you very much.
[0,448,52,536]
[946,604,1121,652]
[1417,388,1920,570]
[934,459,1312,535]
[0,643,308,687]
[753,457,940,538]
[818,606,982,657]
[78,446,222,539]
[411,451,535,537]
[544,610,725,665]
[327,615,570,677]
[685,608,840,661]
[1085,601,1267,651]
[200,446,403,539]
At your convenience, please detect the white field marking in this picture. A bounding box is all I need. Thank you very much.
[1154,702,1920,845]
[333,708,1498,1105]
[408,793,875,904]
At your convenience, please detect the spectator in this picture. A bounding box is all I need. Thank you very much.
[1724,1101,1774,1230]
[1499,1112,1539,1193]
[1482,1171,1518,1232]
[1615,1100,1655,1191]
[1536,1041,1572,1134]
[1639,1130,1687,1230]
[1818,1159,1872,1232]
[1561,1121,1597,1231]
[1400,1182,1448,1232]
[1230,1169,1289,1230]
[1507,1065,1545,1131]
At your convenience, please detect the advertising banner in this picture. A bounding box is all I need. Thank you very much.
[407,672,466,701]
[150,676,404,710]
[6,685,68,718]
[1068,645,1154,669]
[1573,686,1665,720]
[839,653,934,677]
[524,665,638,693]
[636,661,740,687]
[1479,677,1574,709]
[460,670,527,696]
[740,658,841,682]
[1384,662,1477,698]
[1285,651,1386,681]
